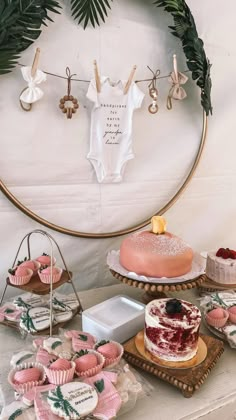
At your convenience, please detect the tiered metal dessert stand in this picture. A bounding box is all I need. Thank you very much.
[0,229,83,336]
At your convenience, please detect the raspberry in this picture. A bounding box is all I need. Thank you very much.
[216,248,225,257]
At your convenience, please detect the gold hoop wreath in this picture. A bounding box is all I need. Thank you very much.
[0,111,207,238]
[0,1,211,239]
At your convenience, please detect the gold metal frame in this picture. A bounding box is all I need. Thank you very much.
[0,111,207,239]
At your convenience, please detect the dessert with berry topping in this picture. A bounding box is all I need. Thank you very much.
[144,298,201,362]
[119,216,193,278]
[206,248,236,284]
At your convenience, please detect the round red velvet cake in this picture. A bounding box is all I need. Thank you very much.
[144,298,201,362]
[119,231,193,278]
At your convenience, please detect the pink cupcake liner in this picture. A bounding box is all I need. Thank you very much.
[228,306,236,324]
[38,267,62,284]
[205,308,229,328]
[8,268,33,286]
[74,350,105,378]
[8,362,46,394]
[44,361,75,385]
[95,341,124,368]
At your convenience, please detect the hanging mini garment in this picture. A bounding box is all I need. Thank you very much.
[86,76,144,183]
[20,66,46,107]
[167,55,188,110]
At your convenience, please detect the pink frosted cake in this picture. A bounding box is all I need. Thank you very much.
[120,216,193,278]
[144,298,201,362]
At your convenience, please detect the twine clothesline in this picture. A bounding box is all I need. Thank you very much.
[18,63,190,84]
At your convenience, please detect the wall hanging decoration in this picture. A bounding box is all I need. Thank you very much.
[147,67,160,114]
[59,67,79,119]
[0,0,210,237]
[166,54,188,110]
[86,64,144,183]
[19,48,46,112]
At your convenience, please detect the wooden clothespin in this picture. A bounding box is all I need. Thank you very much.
[93,60,101,93]
[173,54,178,82]
[31,48,40,78]
[124,65,137,94]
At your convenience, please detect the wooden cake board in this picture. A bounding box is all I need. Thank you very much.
[198,275,236,294]
[123,332,224,398]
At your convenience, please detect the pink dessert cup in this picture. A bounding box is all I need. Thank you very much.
[21,260,41,276]
[95,341,124,368]
[8,268,33,286]
[36,255,56,266]
[44,360,75,385]
[8,362,46,394]
[228,306,236,324]
[74,350,105,378]
[205,308,229,328]
[38,267,62,284]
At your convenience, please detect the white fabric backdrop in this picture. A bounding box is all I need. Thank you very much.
[0,0,235,297]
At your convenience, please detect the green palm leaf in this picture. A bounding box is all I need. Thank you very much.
[154,0,212,115]
[0,0,61,74]
[70,0,112,29]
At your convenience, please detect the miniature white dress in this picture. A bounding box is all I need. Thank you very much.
[86,77,144,183]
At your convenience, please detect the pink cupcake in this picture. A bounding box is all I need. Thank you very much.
[8,266,33,286]
[38,266,62,284]
[228,306,236,323]
[20,259,41,275]
[73,349,105,378]
[36,253,56,266]
[205,308,229,328]
[8,362,46,394]
[44,359,75,385]
[95,340,124,368]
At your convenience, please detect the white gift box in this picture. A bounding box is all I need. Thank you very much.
[82,295,145,343]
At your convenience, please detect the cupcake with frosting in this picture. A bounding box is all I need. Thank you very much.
[8,266,33,286]
[95,340,124,367]
[73,349,105,378]
[44,358,75,385]
[38,266,62,284]
[8,362,45,394]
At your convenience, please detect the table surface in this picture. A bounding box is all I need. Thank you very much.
[0,284,236,420]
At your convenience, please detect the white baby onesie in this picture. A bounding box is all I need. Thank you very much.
[86,77,144,183]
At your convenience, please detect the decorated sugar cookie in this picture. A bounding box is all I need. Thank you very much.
[47,382,98,419]
[84,371,122,420]
[53,293,80,311]
[36,348,57,366]
[0,304,22,322]
[43,337,72,359]
[10,351,35,367]
[14,293,45,310]
[65,330,96,352]
[23,383,56,406]
[54,310,73,323]
[20,307,52,332]
[0,401,35,420]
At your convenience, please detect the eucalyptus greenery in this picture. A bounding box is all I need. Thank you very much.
[0,0,212,114]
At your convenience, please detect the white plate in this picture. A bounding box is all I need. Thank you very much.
[107,250,205,284]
